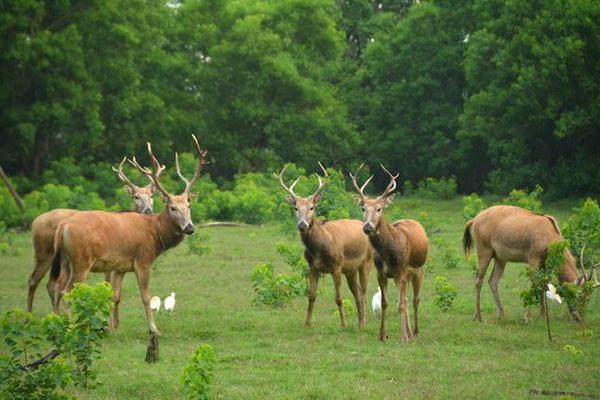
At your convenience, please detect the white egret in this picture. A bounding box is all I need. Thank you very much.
[164,292,176,312]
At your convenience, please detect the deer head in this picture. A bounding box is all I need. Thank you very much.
[350,164,398,235]
[275,162,328,233]
[130,135,207,235]
[112,157,165,215]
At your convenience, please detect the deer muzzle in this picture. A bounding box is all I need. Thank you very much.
[297,220,309,232]
[363,223,375,235]
[183,223,195,235]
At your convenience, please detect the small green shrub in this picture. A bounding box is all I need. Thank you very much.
[415,177,457,199]
[332,298,355,319]
[462,193,486,221]
[0,222,19,256]
[0,283,113,399]
[181,343,217,400]
[434,238,460,269]
[0,186,23,228]
[521,240,568,308]
[563,198,600,267]
[502,185,543,213]
[187,231,212,257]
[433,276,457,312]
[275,242,308,278]
[417,211,439,237]
[251,264,305,307]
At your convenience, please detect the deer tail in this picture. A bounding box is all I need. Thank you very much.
[463,219,474,258]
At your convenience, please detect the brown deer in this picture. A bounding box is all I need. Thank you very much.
[350,164,428,343]
[26,158,162,314]
[463,205,600,322]
[50,135,206,340]
[275,163,373,329]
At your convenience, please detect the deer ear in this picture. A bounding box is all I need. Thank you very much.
[384,193,395,206]
[124,185,135,196]
[159,193,170,203]
[188,192,198,201]
[285,195,296,205]
[353,194,364,206]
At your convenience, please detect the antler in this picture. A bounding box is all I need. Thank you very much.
[378,164,399,199]
[274,164,301,201]
[578,245,600,287]
[579,245,589,283]
[175,134,208,196]
[349,163,373,200]
[129,142,170,199]
[112,157,138,190]
[310,161,328,199]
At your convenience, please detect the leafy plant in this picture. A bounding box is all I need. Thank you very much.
[434,238,460,270]
[414,177,457,200]
[433,276,457,312]
[251,264,305,307]
[332,298,355,319]
[563,198,600,268]
[275,242,308,278]
[187,231,212,257]
[502,185,543,213]
[0,283,113,399]
[181,343,217,400]
[462,193,486,221]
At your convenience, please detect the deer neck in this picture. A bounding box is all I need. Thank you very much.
[154,211,185,254]
[300,219,332,255]
[369,218,401,257]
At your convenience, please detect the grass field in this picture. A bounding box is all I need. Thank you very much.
[1,198,599,399]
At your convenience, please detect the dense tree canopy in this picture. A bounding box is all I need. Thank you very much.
[1,0,599,195]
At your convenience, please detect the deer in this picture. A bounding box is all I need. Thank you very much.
[350,164,428,343]
[50,135,206,343]
[463,205,600,322]
[275,163,374,329]
[26,158,163,315]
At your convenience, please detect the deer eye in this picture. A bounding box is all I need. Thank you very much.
[170,206,177,212]
[377,208,382,212]
[294,207,298,211]
[310,206,314,211]
[134,195,140,199]
[361,207,365,212]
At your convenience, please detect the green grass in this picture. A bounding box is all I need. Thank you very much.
[1,198,599,399]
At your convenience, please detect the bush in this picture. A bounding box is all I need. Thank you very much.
[181,343,217,400]
[0,186,23,228]
[0,283,113,399]
[433,276,457,312]
[414,177,457,199]
[0,222,20,256]
[251,264,305,307]
[275,242,308,278]
[462,193,486,221]
[187,231,211,257]
[563,198,600,267]
[433,238,460,269]
[502,185,543,213]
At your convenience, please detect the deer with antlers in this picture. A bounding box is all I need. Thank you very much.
[26,158,163,314]
[275,163,374,329]
[464,205,600,322]
[350,164,428,343]
[50,135,206,347]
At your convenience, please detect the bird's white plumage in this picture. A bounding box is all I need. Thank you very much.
[546,283,562,304]
[150,296,161,312]
[372,289,382,319]
[164,292,176,311]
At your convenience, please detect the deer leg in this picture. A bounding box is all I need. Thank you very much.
[378,272,389,341]
[134,266,160,335]
[345,271,364,330]
[333,269,346,328]
[358,261,371,322]
[474,251,493,322]
[410,268,424,337]
[27,254,52,312]
[304,266,319,327]
[488,259,506,319]
[109,272,125,332]
[395,270,411,343]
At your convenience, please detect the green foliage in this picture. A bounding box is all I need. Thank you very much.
[332,298,355,319]
[502,185,543,213]
[462,193,486,221]
[60,282,113,388]
[433,276,457,312]
[251,263,305,307]
[433,238,460,270]
[181,343,217,400]
[0,283,113,398]
[520,240,567,308]
[275,242,308,278]
[563,198,600,266]
[187,231,212,258]
[0,186,23,228]
[415,177,458,200]
[0,222,19,256]
[416,211,439,237]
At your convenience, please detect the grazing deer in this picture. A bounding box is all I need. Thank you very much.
[350,164,428,343]
[26,158,162,314]
[463,205,600,322]
[50,135,206,339]
[275,163,374,329]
